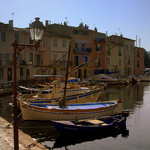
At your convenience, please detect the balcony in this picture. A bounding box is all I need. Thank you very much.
[73,47,92,53]
[94,35,105,42]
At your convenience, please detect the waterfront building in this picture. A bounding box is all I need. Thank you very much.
[134,47,145,75]
[0,18,145,82]
[105,35,135,76]
[45,25,71,76]
[93,28,106,75]
[0,20,49,82]
[105,35,125,76]
[45,22,95,79]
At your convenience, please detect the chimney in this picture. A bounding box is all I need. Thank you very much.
[9,20,13,28]
[45,20,51,26]
[64,22,67,26]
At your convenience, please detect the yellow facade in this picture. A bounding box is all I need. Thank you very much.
[106,35,134,76]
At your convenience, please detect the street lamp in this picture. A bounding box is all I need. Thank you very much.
[11,17,44,150]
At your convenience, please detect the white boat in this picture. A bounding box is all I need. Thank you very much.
[19,99,121,121]
[90,74,126,85]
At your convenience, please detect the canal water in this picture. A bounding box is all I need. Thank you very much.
[0,82,150,150]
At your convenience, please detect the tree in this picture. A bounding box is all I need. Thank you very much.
[144,50,150,68]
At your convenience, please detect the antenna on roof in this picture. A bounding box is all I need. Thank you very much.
[65,17,69,25]
[12,12,14,20]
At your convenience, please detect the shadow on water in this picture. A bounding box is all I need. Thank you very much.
[35,126,129,149]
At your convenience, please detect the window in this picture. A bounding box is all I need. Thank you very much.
[53,68,57,75]
[74,56,79,66]
[53,53,57,61]
[128,55,130,64]
[18,54,22,64]
[4,53,9,61]
[126,44,128,50]
[137,60,140,68]
[107,57,110,65]
[29,53,33,65]
[1,32,6,41]
[0,53,10,65]
[84,56,88,63]
[14,34,19,42]
[53,38,58,47]
[35,54,43,66]
[20,68,23,80]
[100,45,102,52]
[119,46,122,56]
[0,68,4,78]
[98,57,100,67]
[62,40,66,47]
[107,45,111,55]
[96,44,100,51]
[119,59,121,66]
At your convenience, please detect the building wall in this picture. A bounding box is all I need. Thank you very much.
[106,35,125,76]
[93,32,106,75]
[67,23,95,79]
[124,38,134,76]
[50,36,71,76]
[0,19,145,82]
[134,47,144,75]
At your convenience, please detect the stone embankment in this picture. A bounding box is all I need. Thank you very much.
[0,117,48,150]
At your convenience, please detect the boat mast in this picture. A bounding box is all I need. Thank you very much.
[59,44,71,108]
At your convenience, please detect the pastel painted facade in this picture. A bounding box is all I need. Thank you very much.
[0,19,145,82]
[93,30,106,75]
[105,35,125,76]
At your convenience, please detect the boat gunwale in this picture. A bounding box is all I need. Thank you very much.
[21,101,118,113]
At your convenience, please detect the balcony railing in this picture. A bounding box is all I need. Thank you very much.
[74,47,92,53]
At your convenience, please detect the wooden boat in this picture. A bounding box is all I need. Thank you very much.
[18,77,105,104]
[52,111,129,134]
[19,99,121,121]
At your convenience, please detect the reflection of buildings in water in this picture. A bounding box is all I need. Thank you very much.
[123,84,144,110]
[99,84,144,111]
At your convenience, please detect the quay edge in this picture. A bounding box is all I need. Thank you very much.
[0,116,48,150]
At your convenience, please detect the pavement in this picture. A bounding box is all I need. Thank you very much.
[0,116,48,150]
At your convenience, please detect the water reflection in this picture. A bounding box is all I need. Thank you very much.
[99,83,146,113]
[0,82,149,150]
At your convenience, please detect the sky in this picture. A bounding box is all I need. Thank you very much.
[1,0,150,51]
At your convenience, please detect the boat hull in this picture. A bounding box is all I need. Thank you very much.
[20,101,119,121]
[52,115,127,133]
[20,87,103,104]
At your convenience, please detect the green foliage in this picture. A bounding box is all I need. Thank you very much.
[144,50,150,68]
